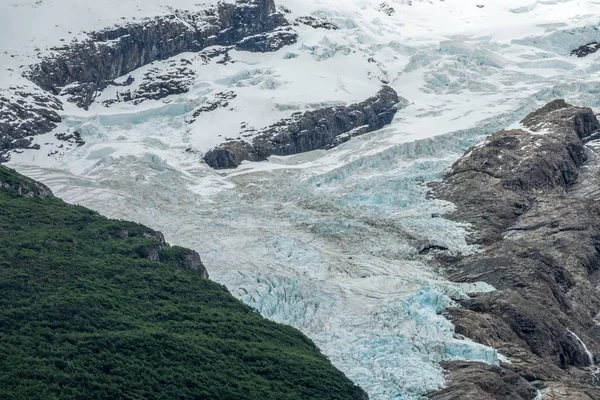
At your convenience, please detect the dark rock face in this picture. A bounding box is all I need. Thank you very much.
[0,88,63,162]
[295,16,338,30]
[104,59,196,106]
[204,85,405,169]
[437,99,595,245]
[234,27,298,52]
[430,361,536,400]
[27,0,296,109]
[430,100,600,397]
[571,42,600,58]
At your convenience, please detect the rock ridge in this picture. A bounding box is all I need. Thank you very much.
[430,100,600,399]
[204,85,406,169]
[27,0,296,109]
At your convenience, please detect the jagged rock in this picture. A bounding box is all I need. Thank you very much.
[54,132,85,147]
[571,42,600,58]
[235,28,299,52]
[0,87,63,161]
[437,99,596,245]
[430,100,600,397]
[295,16,338,30]
[27,0,296,109]
[187,91,237,122]
[204,85,406,169]
[430,361,537,400]
[379,2,396,16]
[204,140,256,169]
[182,249,210,279]
[105,59,196,106]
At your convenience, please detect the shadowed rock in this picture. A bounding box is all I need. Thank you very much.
[430,361,536,400]
[430,100,600,398]
[27,0,296,109]
[571,42,600,58]
[204,85,406,169]
[0,88,63,162]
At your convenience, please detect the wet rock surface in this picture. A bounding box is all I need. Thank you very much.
[27,0,296,109]
[430,100,600,398]
[204,85,405,169]
[0,87,63,162]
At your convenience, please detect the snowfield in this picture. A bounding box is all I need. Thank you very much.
[3,0,600,398]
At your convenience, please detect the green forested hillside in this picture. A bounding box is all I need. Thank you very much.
[0,166,367,400]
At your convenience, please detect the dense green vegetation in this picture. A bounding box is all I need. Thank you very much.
[0,167,366,400]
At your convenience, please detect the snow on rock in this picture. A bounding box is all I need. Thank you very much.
[203,85,405,169]
[0,86,63,161]
[26,0,295,108]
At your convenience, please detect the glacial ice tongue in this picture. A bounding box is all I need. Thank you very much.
[10,126,502,399]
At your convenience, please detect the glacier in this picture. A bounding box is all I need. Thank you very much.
[4,0,600,398]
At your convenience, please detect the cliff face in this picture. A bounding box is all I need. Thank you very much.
[430,100,600,399]
[0,165,368,400]
[204,85,405,169]
[26,0,296,109]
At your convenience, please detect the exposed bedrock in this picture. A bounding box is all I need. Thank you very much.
[204,85,405,169]
[0,87,63,162]
[430,100,600,398]
[27,0,297,108]
[571,42,600,58]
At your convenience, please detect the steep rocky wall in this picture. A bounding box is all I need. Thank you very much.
[204,85,405,169]
[430,100,600,398]
[27,0,296,108]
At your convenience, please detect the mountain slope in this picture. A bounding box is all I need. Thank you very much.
[0,165,367,400]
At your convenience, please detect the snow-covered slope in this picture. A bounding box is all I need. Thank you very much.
[3,0,600,398]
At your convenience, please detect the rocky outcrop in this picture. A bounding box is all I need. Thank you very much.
[294,16,338,30]
[430,361,536,400]
[430,100,600,398]
[0,87,63,162]
[27,0,296,109]
[140,231,210,279]
[0,165,54,198]
[234,27,298,52]
[571,42,600,58]
[106,59,195,106]
[204,85,405,169]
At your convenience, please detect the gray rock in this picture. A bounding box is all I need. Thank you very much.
[105,59,196,106]
[204,85,405,169]
[0,165,54,198]
[0,88,63,162]
[27,0,296,109]
[430,361,537,400]
[571,42,600,58]
[234,28,299,52]
[430,100,600,397]
[182,250,210,279]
